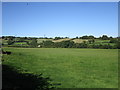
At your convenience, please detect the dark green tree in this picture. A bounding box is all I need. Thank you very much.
[88,35,94,39]
[109,38,118,43]
[30,39,38,47]
[7,39,14,45]
[54,37,62,40]
[76,36,78,39]
[42,41,54,47]
[101,35,109,40]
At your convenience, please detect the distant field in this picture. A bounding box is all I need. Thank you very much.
[52,38,71,43]
[2,47,118,88]
[2,38,117,48]
[37,38,88,43]
[37,39,52,43]
[2,40,8,45]
[13,42,27,45]
[94,39,110,44]
[72,39,88,43]
[94,39,115,46]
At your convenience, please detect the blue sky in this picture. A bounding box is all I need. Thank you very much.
[2,2,118,38]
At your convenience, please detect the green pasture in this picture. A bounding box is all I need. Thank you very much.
[37,39,52,43]
[13,42,28,45]
[92,39,115,46]
[94,39,110,44]
[2,47,118,88]
[2,40,8,45]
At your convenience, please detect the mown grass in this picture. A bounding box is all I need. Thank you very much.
[13,42,27,45]
[2,47,118,88]
[93,39,116,46]
[37,39,52,43]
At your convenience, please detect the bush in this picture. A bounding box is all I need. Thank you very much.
[41,41,54,48]
[29,39,38,47]
[100,35,109,40]
[109,38,118,43]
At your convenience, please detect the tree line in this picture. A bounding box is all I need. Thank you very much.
[1,35,119,49]
[39,40,119,49]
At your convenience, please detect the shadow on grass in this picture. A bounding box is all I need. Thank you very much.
[2,64,55,90]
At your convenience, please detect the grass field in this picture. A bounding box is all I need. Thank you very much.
[37,39,52,43]
[72,39,88,43]
[13,42,28,45]
[2,47,118,88]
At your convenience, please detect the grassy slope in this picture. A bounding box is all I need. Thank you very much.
[37,39,52,43]
[2,47,118,88]
[13,42,28,45]
[3,38,116,47]
[52,38,71,43]
[72,39,88,43]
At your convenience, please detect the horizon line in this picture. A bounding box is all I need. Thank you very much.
[1,35,118,38]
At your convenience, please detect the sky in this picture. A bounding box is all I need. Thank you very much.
[2,2,118,38]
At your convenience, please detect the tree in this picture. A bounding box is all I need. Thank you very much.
[83,41,87,44]
[109,36,113,39]
[7,39,14,45]
[2,36,14,44]
[55,40,74,48]
[79,43,88,48]
[80,35,95,39]
[65,37,69,39]
[42,41,54,47]
[109,38,118,43]
[54,37,62,40]
[80,35,88,39]
[76,36,78,39]
[88,39,95,44]
[88,35,94,39]
[101,35,109,40]
[29,39,38,47]
[60,40,74,48]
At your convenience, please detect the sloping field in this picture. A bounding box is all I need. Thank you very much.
[13,42,28,45]
[52,38,71,43]
[2,47,118,88]
[72,39,88,43]
[37,38,88,44]
[95,39,110,43]
[2,39,8,45]
[37,39,52,43]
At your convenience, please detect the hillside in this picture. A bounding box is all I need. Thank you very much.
[1,35,119,49]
